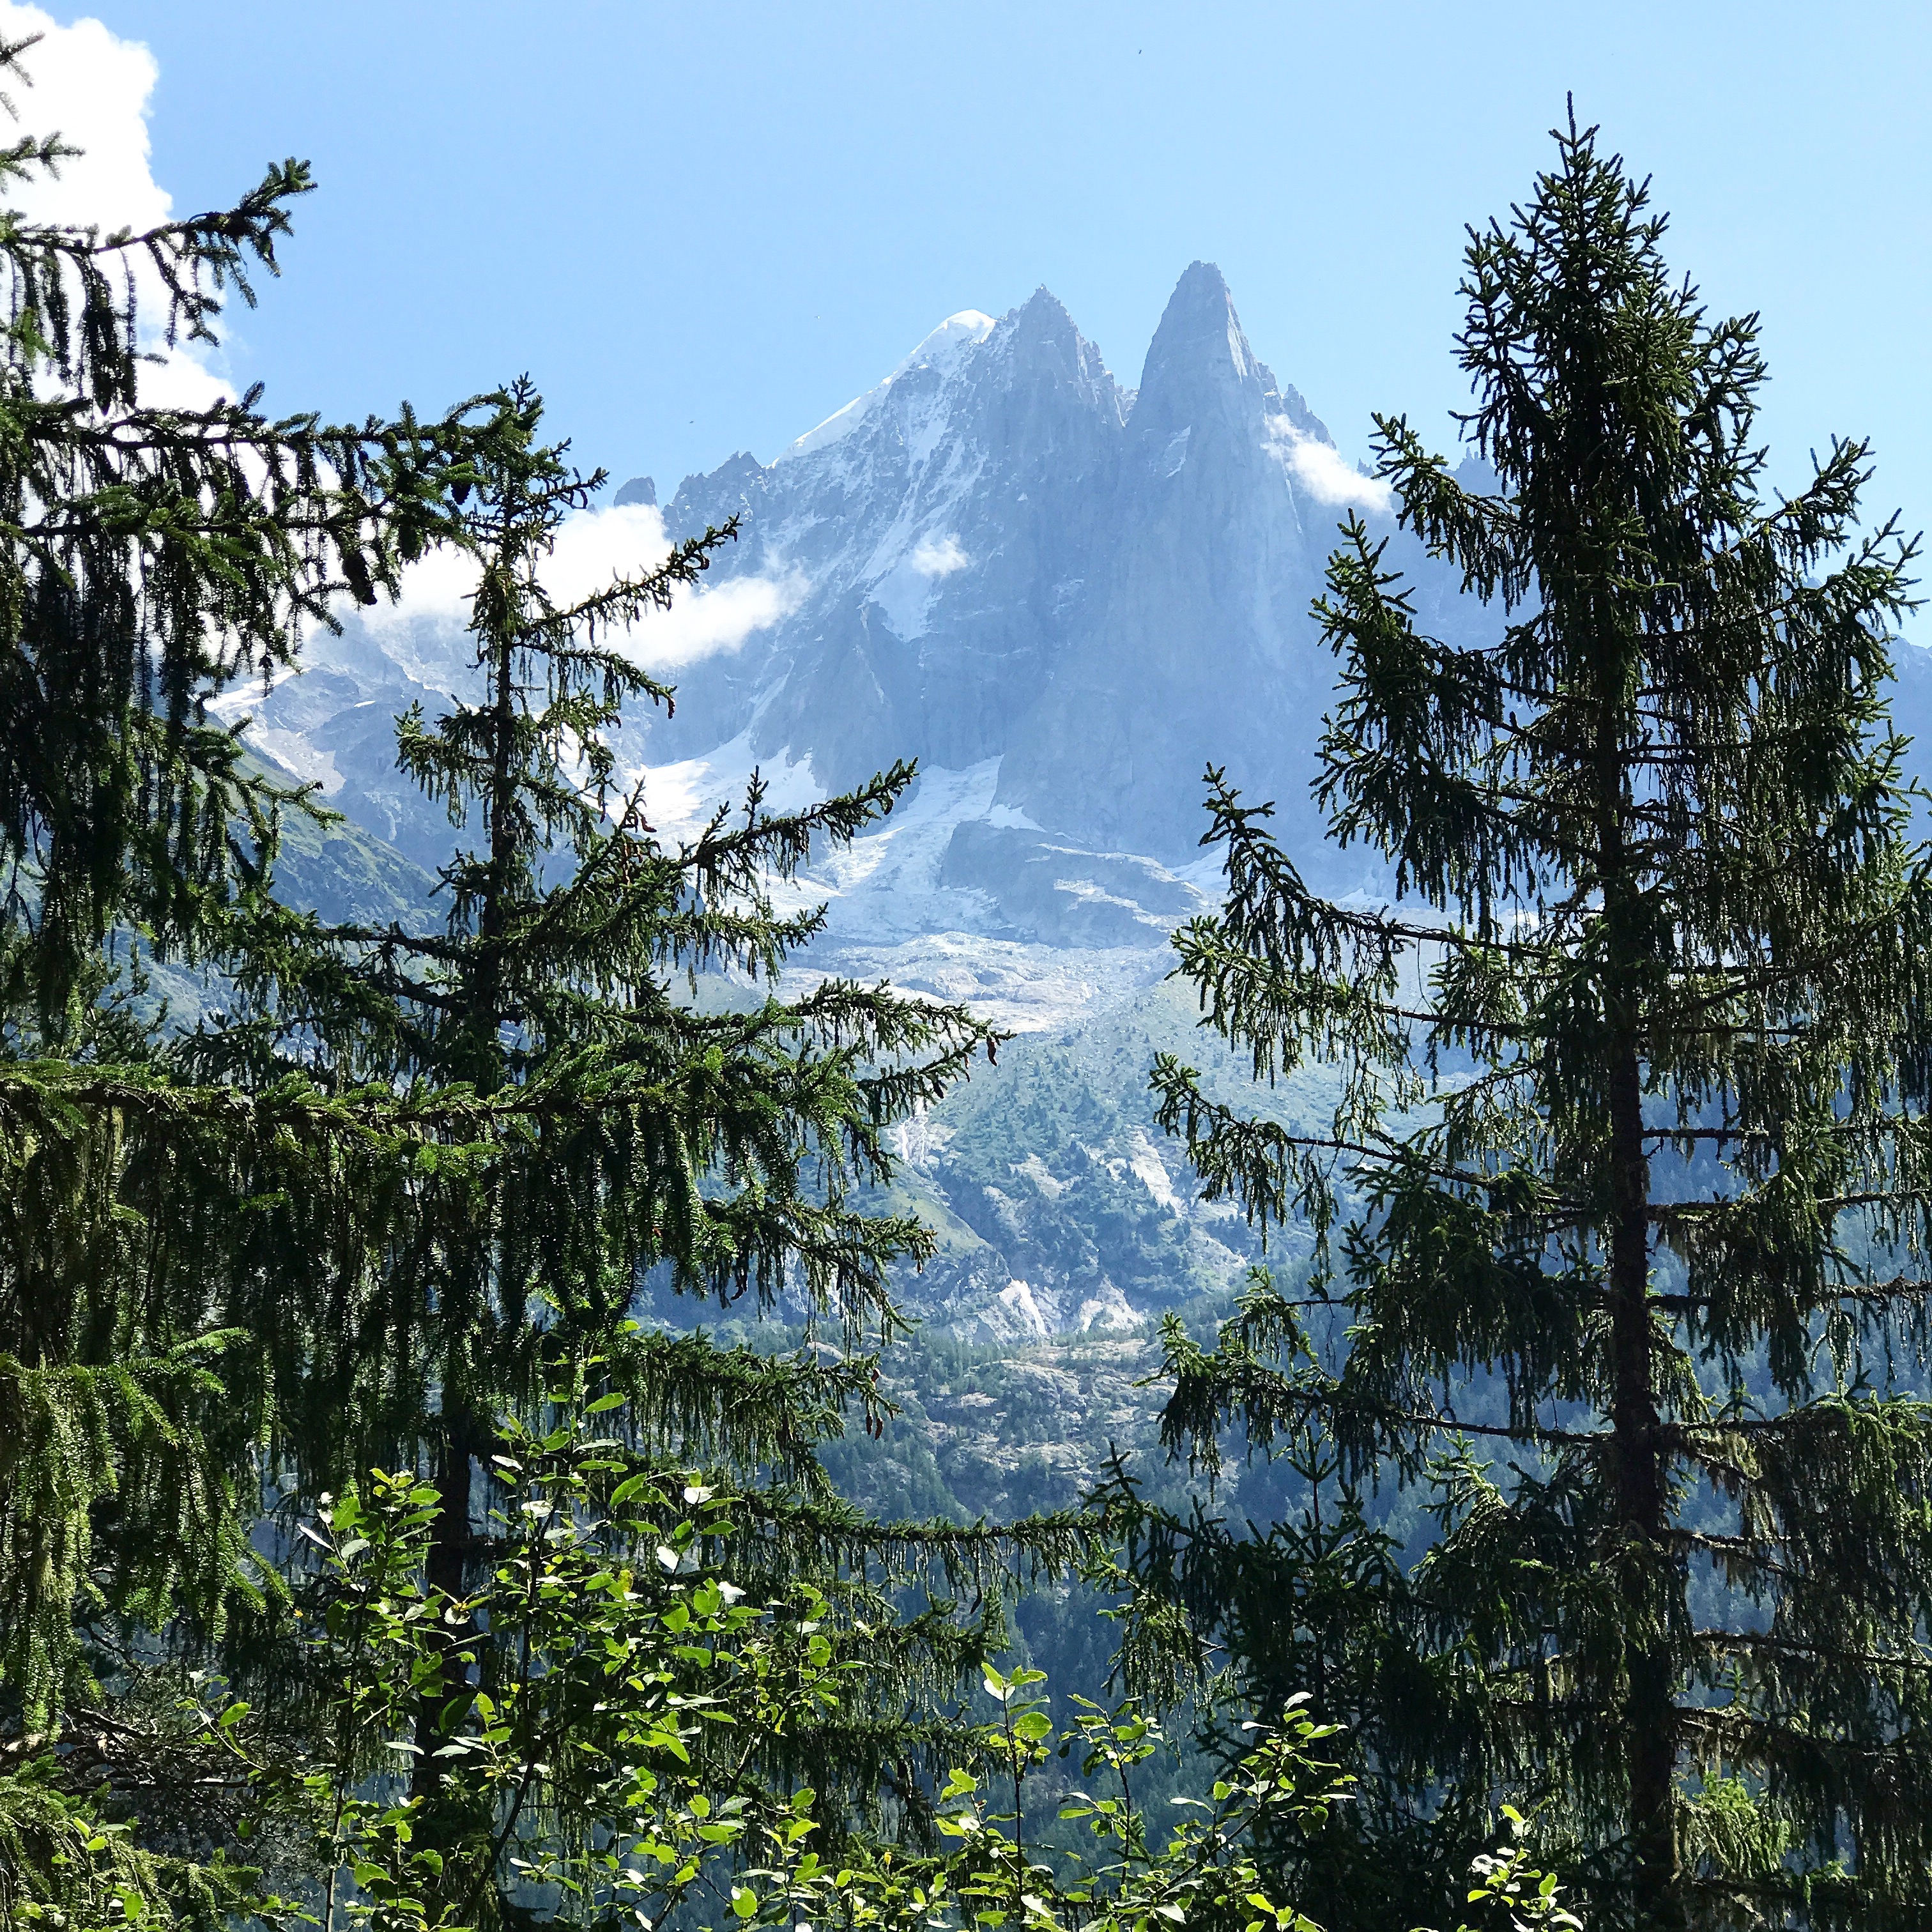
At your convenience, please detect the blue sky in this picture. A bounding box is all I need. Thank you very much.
[43,2,1932,572]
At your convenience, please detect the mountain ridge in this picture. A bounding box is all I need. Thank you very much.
[234,260,1425,1037]
[650,259,1389,864]
[233,256,1932,1045]
[224,261,1932,1342]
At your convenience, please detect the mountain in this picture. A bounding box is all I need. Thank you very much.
[237,263,1489,1034]
[650,262,1471,866]
[229,263,1932,1340]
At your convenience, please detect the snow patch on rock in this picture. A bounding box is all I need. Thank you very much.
[993,1278,1052,1342]
[634,731,824,843]
[250,728,344,798]
[1076,1284,1145,1334]
[1015,1153,1071,1200]
[786,933,1167,1034]
[1126,1129,1182,1214]
[779,310,998,464]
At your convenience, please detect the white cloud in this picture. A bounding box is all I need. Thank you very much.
[1267,416,1394,514]
[0,11,795,674]
[367,501,805,671]
[910,533,969,578]
[0,5,229,408]
[641,564,807,666]
[0,4,165,233]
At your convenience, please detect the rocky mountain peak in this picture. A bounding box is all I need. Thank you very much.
[1004,286,1087,362]
[1133,261,1264,423]
[238,263,1456,1036]
[1128,263,1331,457]
[981,288,1127,434]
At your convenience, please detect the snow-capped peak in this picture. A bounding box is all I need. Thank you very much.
[779,309,997,464]
[898,309,999,372]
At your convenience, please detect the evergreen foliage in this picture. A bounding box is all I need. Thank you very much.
[0,37,490,1046]
[0,33,1072,1909]
[0,18,516,1749]
[1142,114,1932,1929]
[6,1390,1574,1932]
[178,373,1084,1832]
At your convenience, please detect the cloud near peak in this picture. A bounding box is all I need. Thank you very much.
[1266,417,1394,514]
[366,502,804,671]
[911,533,970,578]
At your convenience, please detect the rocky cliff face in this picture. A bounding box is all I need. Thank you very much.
[650,262,1410,867]
[238,261,1452,1031]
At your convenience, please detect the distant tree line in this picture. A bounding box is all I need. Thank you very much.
[0,21,1922,1928]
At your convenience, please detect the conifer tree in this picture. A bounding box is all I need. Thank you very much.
[196,378,1040,1839]
[0,30,1040,1883]
[0,47,491,1045]
[0,24,514,1740]
[1146,116,1932,1929]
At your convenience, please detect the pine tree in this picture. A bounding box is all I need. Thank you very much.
[1145,115,1932,1929]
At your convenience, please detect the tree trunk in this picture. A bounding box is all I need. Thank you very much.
[411,562,518,1816]
[1607,1036,1678,1929]
[1596,654,1680,1927]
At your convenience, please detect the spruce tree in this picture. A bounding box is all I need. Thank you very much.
[0,24,512,1744]
[197,378,1036,1845]
[1145,116,1932,1929]
[0,61,491,1043]
[0,31,1038,1892]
